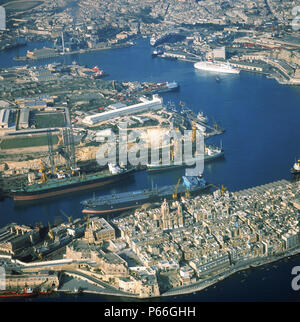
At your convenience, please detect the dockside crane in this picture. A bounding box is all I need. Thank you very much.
[47,129,56,176]
[172,178,181,200]
[59,209,73,224]
[220,185,227,196]
[39,161,48,183]
[39,130,56,182]
[192,121,197,143]
[86,215,90,229]
[59,127,79,175]
[212,184,228,196]
[185,189,190,199]
[48,222,54,241]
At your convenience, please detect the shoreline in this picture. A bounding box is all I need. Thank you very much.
[8,36,299,87]
[161,247,300,298]
[53,247,300,300]
[13,42,135,62]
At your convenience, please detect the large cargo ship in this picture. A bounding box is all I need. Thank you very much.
[147,144,224,173]
[194,60,240,74]
[82,175,210,214]
[11,164,135,202]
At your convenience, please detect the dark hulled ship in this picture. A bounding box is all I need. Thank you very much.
[11,164,135,202]
[81,175,210,214]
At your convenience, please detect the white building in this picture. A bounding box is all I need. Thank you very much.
[83,95,163,125]
[0,109,10,128]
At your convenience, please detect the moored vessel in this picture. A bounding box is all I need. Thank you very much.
[92,66,108,79]
[11,164,135,202]
[291,159,300,174]
[152,81,179,93]
[197,111,208,123]
[194,60,240,74]
[82,175,210,214]
[147,144,224,173]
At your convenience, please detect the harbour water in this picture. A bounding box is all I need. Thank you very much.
[0,38,300,301]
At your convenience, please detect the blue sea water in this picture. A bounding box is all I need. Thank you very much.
[0,38,300,301]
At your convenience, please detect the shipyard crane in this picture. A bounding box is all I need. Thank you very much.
[38,130,56,181]
[86,215,90,229]
[44,129,56,176]
[39,161,48,183]
[192,121,197,143]
[171,137,179,162]
[212,184,228,196]
[59,209,72,223]
[179,101,186,109]
[57,134,63,146]
[58,127,79,175]
[185,189,190,199]
[48,222,54,241]
[172,178,181,200]
[220,185,227,196]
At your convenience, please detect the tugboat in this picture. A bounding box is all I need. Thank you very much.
[91,66,108,79]
[291,159,300,174]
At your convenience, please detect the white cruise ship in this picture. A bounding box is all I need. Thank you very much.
[194,60,240,74]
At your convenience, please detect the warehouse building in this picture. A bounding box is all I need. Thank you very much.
[82,95,163,125]
[0,109,10,128]
[16,95,55,108]
[19,108,30,129]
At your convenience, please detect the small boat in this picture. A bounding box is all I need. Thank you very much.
[152,48,163,57]
[291,159,300,174]
[216,76,221,82]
